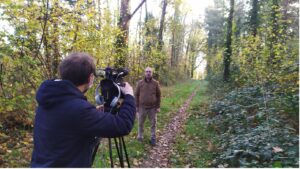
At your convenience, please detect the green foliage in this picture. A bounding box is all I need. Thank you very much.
[208,86,299,167]
[205,0,299,117]
[0,53,42,127]
[0,0,122,127]
[204,1,299,167]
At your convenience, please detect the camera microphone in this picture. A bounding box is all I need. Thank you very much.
[116,68,129,77]
[95,69,106,77]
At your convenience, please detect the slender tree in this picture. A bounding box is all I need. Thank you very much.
[115,0,146,68]
[223,0,234,82]
[158,0,167,50]
[249,0,259,36]
[170,0,185,68]
[269,0,280,64]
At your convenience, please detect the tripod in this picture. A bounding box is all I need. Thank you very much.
[108,137,130,168]
[92,136,130,168]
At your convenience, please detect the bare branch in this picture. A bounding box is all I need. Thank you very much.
[129,0,146,20]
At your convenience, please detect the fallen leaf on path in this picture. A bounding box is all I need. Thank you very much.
[133,159,139,166]
[185,164,191,168]
[207,141,214,152]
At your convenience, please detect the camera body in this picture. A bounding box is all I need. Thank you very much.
[95,67,129,114]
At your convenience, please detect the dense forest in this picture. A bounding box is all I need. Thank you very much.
[0,0,299,167]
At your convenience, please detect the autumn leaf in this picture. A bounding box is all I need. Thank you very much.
[133,158,139,166]
[207,141,214,152]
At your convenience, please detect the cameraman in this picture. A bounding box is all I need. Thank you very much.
[31,52,136,167]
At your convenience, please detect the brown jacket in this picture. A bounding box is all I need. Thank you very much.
[135,78,161,109]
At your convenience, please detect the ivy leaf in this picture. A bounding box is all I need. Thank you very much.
[272,161,282,168]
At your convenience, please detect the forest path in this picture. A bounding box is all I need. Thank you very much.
[138,88,198,167]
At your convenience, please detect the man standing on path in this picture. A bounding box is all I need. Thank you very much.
[135,67,161,146]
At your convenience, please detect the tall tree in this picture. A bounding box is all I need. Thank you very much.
[170,0,186,68]
[249,0,259,36]
[51,1,61,78]
[186,22,205,78]
[158,0,167,50]
[115,0,146,68]
[268,0,280,64]
[204,0,226,77]
[223,0,234,82]
[204,1,226,53]
[233,0,246,39]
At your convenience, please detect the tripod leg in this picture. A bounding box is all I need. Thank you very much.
[119,137,124,168]
[114,137,123,167]
[121,137,130,168]
[109,138,114,168]
[91,142,99,166]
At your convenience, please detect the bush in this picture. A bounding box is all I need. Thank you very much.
[208,86,299,168]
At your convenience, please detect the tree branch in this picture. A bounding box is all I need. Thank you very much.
[0,63,7,97]
[35,0,49,59]
[193,58,204,70]
[129,0,146,20]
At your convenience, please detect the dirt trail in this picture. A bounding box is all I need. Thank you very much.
[139,90,197,168]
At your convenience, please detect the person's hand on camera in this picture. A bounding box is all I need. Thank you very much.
[120,82,134,96]
[96,105,104,112]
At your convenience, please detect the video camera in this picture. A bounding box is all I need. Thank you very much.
[93,67,131,168]
[94,67,129,114]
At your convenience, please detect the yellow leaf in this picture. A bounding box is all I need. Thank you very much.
[2,56,10,64]
[22,141,29,145]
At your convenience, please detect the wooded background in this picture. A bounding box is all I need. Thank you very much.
[0,0,298,141]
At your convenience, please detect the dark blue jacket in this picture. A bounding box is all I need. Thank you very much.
[31,80,136,167]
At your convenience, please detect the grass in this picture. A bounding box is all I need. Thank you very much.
[169,80,218,167]
[93,79,202,167]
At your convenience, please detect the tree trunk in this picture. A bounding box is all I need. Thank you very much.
[50,1,61,78]
[171,30,175,67]
[158,0,167,50]
[249,0,259,36]
[97,0,101,30]
[115,0,130,68]
[223,0,234,82]
[43,25,51,79]
[115,0,146,68]
[269,0,279,64]
[185,39,190,77]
